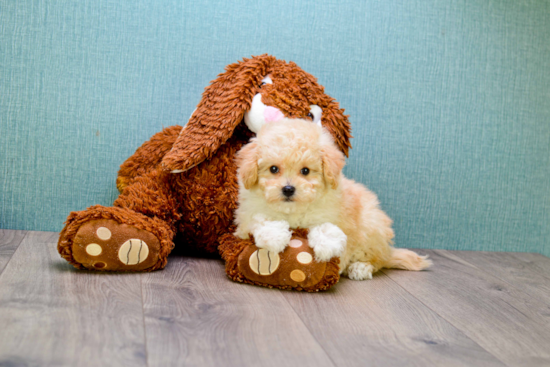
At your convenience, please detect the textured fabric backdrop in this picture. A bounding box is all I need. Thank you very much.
[1,0,549,256]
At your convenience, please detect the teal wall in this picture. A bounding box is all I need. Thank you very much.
[1,1,549,256]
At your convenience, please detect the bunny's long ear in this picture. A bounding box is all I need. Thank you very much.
[162,55,275,172]
[321,100,352,158]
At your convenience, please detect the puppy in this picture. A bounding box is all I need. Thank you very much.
[234,119,431,280]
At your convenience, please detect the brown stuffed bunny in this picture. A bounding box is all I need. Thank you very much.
[57,55,351,291]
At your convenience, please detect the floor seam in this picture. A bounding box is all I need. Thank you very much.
[0,230,29,279]
[280,293,339,367]
[140,274,151,367]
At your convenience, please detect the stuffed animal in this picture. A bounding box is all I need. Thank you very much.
[57,55,351,291]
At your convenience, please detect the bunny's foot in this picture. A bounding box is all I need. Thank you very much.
[58,205,174,271]
[219,228,341,292]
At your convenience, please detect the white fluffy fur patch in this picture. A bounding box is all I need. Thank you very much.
[251,215,292,253]
[308,223,347,262]
[347,262,374,280]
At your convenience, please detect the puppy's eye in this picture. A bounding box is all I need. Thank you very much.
[307,112,314,120]
[270,166,279,174]
[259,82,266,88]
[301,167,310,176]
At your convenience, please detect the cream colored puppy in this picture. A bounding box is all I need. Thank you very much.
[234,119,431,280]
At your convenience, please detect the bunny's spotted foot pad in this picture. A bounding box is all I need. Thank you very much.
[237,235,338,290]
[71,219,161,271]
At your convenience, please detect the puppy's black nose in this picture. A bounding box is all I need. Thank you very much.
[282,185,296,197]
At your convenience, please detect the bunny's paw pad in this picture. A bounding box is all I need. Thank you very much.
[237,234,339,291]
[71,219,161,271]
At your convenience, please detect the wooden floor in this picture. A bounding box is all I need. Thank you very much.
[0,230,549,367]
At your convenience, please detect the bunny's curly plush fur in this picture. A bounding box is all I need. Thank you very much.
[57,55,351,290]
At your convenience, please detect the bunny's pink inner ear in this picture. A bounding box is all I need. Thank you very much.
[264,106,284,122]
[160,55,276,172]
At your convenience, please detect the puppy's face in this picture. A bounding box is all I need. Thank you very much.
[257,146,324,210]
[237,119,345,214]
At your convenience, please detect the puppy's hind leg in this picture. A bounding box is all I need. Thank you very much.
[345,262,375,280]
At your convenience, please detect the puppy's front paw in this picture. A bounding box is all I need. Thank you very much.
[253,221,292,253]
[308,223,347,262]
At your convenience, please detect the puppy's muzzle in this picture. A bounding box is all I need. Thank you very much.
[282,185,296,198]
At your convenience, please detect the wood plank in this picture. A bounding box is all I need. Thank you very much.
[511,252,550,280]
[0,229,27,274]
[282,272,505,367]
[142,256,335,367]
[383,249,550,367]
[452,251,550,308]
[0,231,147,367]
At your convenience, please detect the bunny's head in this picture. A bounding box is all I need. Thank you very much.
[162,55,352,173]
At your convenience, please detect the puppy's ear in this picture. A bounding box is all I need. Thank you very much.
[236,140,260,189]
[321,139,346,189]
[162,54,276,172]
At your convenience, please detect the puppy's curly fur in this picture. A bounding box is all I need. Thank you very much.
[235,119,432,280]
